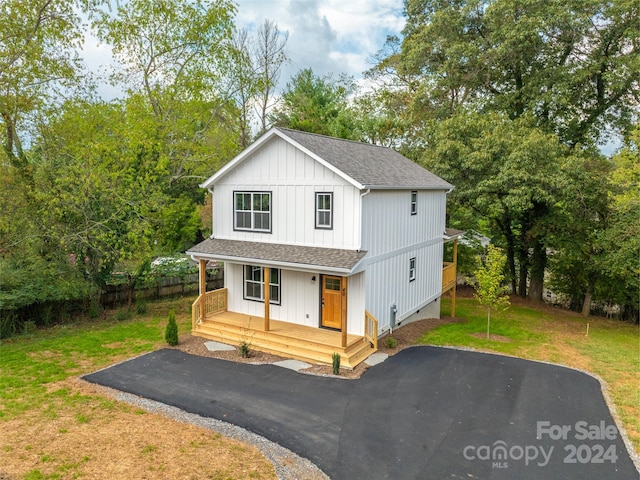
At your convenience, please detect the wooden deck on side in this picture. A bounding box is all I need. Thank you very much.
[192,310,376,369]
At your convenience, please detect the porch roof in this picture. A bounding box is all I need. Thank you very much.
[187,238,368,274]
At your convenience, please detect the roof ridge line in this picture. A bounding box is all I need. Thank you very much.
[275,127,393,151]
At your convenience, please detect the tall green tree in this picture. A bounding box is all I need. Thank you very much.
[374,0,639,301]
[0,0,95,170]
[396,0,639,146]
[34,100,161,289]
[0,163,91,332]
[95,0,241,250]
[597,126,640,320]
[95,0,236,118]
[424,111,570,297]
[546,154,613,316]
[95,0,240,185]
[271,68,358,138]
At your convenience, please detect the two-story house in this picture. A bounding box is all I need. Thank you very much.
[187,127,455,367]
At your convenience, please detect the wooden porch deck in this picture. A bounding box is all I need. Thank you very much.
[192,309,377,369]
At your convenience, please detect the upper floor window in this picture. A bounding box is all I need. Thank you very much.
[410,191,418,215]
[244,265,280,304]
[315,192,333,229]
[409,257,416,282]
[234,191,271,232]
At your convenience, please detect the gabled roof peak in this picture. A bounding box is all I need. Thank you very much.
[202,127,453,191]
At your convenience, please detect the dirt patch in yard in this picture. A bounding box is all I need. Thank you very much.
[469,332,513,342]
[0,378,276,480]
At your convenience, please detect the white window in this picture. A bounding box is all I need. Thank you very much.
[410,191,418,215]
[244,265,280,304]
[315,192,333,229]
[234,191,271,232]
[409,257,416,282]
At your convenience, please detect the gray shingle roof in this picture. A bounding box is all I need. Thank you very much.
[187,238,367,272]
[277,127,453,190]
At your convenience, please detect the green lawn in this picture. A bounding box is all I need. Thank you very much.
[0,297,193,420]
[0,297,277,480]
[423,296,640,455]
[1,294,637,478]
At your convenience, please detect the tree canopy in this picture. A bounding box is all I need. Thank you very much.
[372,0,639,306]
[1,0,637,331]
[270,68,358,138]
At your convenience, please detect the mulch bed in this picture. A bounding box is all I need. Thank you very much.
[173,314,465,379]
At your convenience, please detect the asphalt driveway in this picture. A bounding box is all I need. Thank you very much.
[83,346,639,480]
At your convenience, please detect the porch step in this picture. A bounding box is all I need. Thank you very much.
[192,319,375,369]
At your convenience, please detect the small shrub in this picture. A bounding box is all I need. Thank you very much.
[239,318,253,358]
[165,310,179,346]
[135,300,147,315]
[332,352,341,375]
[385,336,398,348]
[239,340,251,358]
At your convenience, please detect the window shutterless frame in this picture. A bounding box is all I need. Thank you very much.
[243,265,281,305]
[233,191,272,233]
[410,191,418,215]
[409,257,416,282]
[315,192,333,229]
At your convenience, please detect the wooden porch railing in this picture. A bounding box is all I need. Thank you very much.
[442,262,456,293]
[192,288,228,330]
[364,310,378,349]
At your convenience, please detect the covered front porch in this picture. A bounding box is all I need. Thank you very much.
[191,286,378,369]
[186,238,378,367]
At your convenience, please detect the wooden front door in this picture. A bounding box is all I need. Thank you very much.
[321,275,342,330]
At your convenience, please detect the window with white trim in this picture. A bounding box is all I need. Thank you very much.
[409,257,416,282]
[234,191,271,232]
[315,192,333,229]
[244,265,280,304]
[410,191,418,215]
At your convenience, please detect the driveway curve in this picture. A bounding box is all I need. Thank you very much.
[83,346,639,480]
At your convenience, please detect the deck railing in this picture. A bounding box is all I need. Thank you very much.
[442,262,456,293]
[364,310,379,350]
[192,288,228,330]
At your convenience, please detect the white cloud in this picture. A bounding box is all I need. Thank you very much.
[236,0,405,83]
[81,0,406,99]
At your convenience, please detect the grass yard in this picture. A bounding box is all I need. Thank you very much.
[0,297,276,480]
[426,295,640,456]
[1,293,637,479]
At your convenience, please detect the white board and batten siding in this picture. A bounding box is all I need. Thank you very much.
[225,262,366,335]
[212,138,361,250]
[359,189,447,332]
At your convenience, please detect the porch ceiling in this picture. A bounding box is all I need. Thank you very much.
[187,238,368,274]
